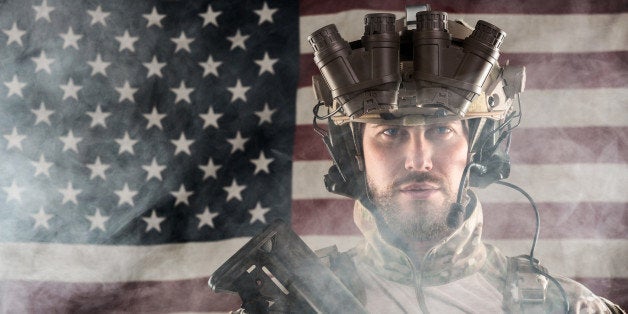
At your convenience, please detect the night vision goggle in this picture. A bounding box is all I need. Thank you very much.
[308,7,526,126]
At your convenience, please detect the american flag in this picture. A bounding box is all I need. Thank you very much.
[0,0,625,312]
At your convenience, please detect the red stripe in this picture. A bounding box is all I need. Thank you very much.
[573,277,628,311]
[294,125,628,164]
[299,52,628,90]
[292,199,628,239]
[299,0,627,15]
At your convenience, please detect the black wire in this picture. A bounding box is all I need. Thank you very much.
[313,101,342,120]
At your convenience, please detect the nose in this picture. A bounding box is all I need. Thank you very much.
[404,133,433,171]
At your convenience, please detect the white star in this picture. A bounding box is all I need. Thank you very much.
[197,207,219,229]
[224,179,246,202]
[170,184,194,206]
[86,208,109,232]
[200,106,222,129]
[3,180,25,203]
[251,151,274,175]
[199,158,220,180]
[87,54,110,76]
[142,157,166,181]
[59,130,82,153]
[171,81,194,104]
[32,102,54,125]
[171,31,194,53]
[199,55,222,77]
[59,27,82,49]
[87,5,110,26]
[255,103,276,125]
[31,154,53,177]
[3,22,26,46]
[86,156,109,180]
[143,107,166,130]
[143,55,166,78]
[115,131,138,155]
[114,183,137,207]
[254,2,277,25]
[59,78,82,101]
[115,30,138,52]
[142,210,165,232]
[227,29,249,50]
[4,127,26,151]
[249,202,271,224]
[143,7,165,28]
[115,80,137,103]
[86,104,110,128]
[227,79,250,103]
[227,131,248,154]
[171,132,194,155]
[199,4,221,27]
[4,75,26,98]
[31,207,53,230]
[58,182,81,205]
[33,0,55,22]
[31,51,55,74]
[255,52,278,75]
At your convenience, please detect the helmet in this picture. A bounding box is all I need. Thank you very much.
[308,5,526,204]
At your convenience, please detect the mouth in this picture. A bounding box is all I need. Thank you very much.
[397,182,441,199]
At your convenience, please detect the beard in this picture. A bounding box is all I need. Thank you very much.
[367,171,457,243]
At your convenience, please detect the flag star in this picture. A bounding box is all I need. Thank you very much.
[115,131,138,155]
[4,127,26,151]
[249,202,271,224]
[31,154,53,177]
[142,157,166,181]
[115,30,138,52]
[199,158,220,180]
[115,80,137,103]
[227,79,250,103]
[86,209,109,232]
[199,55,222,77]
[86,104,110,128]
[4,75,26,98]
[200,106,222,129]
[171,81,194,104]
[199,4,221,27]
[171,31,194,53]
[255,52,278,75]
[59,27,82,49]
[254,2,277,25]
[87,54,110,76]
[31,207,53,230]
[143,107,166,130]
[33,0,55,22]
[143,6,165,28]
[3,22,26,46]
[31,51,55,74]
[251,151,274,175]
[227,29,249,50]
[170,184,194,206]
[197,207,219,229]
[171,132,194,155]
[227,131,248,154]
[87,5,110,26]
[32,102,54,125]
[86,156,110,180]
[58,182,81,205]
[143,55,166,78]
[255,103,276,125]
[59,130,82,153]
[142,210,165,232]
[114,183,137,206]
[3,180,25,203]
[59,78,82,101]
[224,179,246,202]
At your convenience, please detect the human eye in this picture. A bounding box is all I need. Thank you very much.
[382,127,400,137]
[426,125,454,139]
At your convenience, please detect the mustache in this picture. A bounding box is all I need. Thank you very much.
[392,172,444,188]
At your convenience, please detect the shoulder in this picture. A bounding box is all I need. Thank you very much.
[550,275,625,313]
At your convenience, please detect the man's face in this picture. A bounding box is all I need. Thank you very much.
[362,121,469,242]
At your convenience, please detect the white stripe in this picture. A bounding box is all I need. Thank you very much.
[292,161,628,203]
[0,237,625,282]
[297,87,628,127]
[300,11,628,53]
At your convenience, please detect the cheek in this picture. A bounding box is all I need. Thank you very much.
[363,140,400,183]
